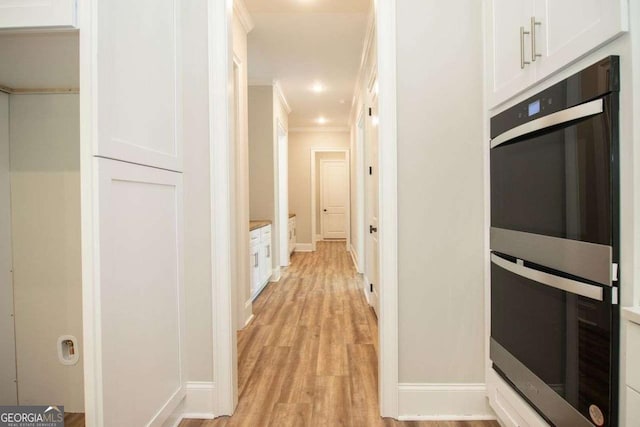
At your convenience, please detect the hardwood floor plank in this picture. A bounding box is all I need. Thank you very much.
[268,403,312,427]
[310,375,353,427]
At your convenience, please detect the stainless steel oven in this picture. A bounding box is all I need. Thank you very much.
[490,56,620,427]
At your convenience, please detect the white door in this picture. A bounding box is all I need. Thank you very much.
[365,92,380,316]
[321,160,348,239]
[533,0,627,81]
[488,0,536,106]
[0,91,17,405]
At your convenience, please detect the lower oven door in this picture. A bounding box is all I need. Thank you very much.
[490,253,617,427]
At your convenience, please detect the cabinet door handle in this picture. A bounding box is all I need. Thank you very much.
[520,26,530,69]
[255,253,259,268]
[266,245,270,257]
[530,17,541,62]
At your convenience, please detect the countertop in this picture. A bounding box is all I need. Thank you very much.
[622,306,640,326]
[289,213,296,218]
[250,220,272,231]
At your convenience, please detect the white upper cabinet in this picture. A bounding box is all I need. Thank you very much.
[0,0,77,30]
[533,0,628,80]
[96,0,182,171]
[488,0,536,107]
[487,0,628,107]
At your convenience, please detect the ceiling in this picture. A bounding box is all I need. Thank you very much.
[0,32,79,90]
[246,0,370,129]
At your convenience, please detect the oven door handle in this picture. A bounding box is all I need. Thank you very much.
[490,98,603,149]
[491,253,604,301]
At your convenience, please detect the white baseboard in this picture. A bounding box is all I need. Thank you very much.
[152,386,186,427]
[398,383,496,421]
[243,314,255,328]
[270,267,281,282]
[182,382,216,420]
[363,275,371,305]
[349,245,360,272]
[315,234,323,242]
[295,243,313,252]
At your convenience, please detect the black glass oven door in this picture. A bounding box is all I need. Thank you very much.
[490,98,612,246]
[490,253,615,427]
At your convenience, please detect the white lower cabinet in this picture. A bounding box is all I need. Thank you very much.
[627,386,640,426]
[250,224,272,300]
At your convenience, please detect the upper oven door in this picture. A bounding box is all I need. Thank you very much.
[490,97,616,286]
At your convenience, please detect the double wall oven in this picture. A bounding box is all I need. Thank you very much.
[490,57,620,427]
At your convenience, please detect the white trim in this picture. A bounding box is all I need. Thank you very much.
[315,234,323,242]
[295,243,313,252]
[310,149,351,252]
[289,126,350,133]
[148,387,187,427]
[208,0,237,416]
[79,0,102,424]
[397,383,495,421]
[243,314,254,328]
[270,267,282,282]
[349,245,361,273]
[363,275,371,305]
[273,80,292,114]
[164,382,216,427]
[354,110,366,274]
[232,0,254,33]
[375,0,399,418]
[276,120,290,268]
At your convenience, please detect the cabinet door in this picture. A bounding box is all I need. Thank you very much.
[96,158,184,426]
[533,0,628,81]
[488,0,536,107]
[627,387,640,427]
[0,0,76,30]
[261,241,272,284]
[250,245,260,294]
[96,0,182,171]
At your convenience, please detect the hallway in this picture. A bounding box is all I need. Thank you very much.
[181,242,498,427]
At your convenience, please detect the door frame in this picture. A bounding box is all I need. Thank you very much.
[276,120,289,268]
[318,158,349,241]
[354,110,366,274]
[208,0,399,419]
[310,149,350,252]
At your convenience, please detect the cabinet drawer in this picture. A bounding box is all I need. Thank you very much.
[627,320,640,392]
[261,225,271,239]
[627,386,640,426]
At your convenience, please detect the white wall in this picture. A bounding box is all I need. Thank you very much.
[248,86,274,222]
[395,0,487,395]
[182,0,214,384]
[9,94,84,412]
[0,91,17,406]
[288,131,350,244]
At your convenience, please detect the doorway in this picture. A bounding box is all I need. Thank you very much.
[210,0,400,420]
[311,149,351,251]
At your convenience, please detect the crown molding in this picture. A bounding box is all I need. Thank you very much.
[273,80,292,114]
[233,0,254,33]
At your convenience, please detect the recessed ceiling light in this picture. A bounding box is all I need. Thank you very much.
[311,82,325,93]
[316,116,328,125]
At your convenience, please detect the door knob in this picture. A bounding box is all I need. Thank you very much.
[370,225,377,234]
[323,209,327,212]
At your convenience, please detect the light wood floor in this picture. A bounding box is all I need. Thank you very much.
[182,241,498,427]
[64,413,85,427]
